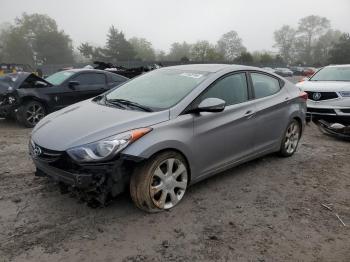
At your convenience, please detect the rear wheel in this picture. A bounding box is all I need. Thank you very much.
[17,100,46,128]
[279,119,301,157]
[130,151,189,212]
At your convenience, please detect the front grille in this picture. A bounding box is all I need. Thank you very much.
[31,142,63,163]
[306,91,338,101]
[340,109,350,113]
[307,108,336,114]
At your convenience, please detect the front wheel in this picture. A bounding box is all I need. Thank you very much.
[279,119,301,157]
[17,100,46,128]
[130,151,189,212]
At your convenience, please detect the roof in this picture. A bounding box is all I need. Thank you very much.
[165,64,258,73]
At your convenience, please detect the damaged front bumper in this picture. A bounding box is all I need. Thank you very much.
[29,142,143,203]
[0,93,19,117]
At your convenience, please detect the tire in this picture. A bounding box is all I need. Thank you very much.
[17,100,46,128]
[279,119,301,157]
[130,151,189,213]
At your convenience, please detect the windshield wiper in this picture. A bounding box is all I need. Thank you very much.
[106,98,153,112]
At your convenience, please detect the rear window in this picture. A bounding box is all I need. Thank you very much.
[251,73,281,99]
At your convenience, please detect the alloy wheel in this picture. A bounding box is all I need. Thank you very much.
[284,121,300,154]
[26,104,45,125]
[150,158,188,209]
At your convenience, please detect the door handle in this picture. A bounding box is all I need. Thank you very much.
[285,97,291,104]
[244,110,255,119]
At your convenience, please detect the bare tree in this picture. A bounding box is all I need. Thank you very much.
[274,25,296,64]
[216,31,246,61]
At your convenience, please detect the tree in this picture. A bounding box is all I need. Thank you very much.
[216,30,246,61]
[296,15,330,64]
[129,37,155,61]
[78,42,107,61]
[155,50,167,61]
[168,42,192,61]
[312,30,342,65]
[105,26,135,62]
[190,41,223,62]
[0,13,74,65]
[328,33,350,64]
[274,25,296,64]
[234,52,254,64]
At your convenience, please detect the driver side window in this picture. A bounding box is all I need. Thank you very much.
[200,73,249,106]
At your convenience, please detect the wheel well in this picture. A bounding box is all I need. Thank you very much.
[293,116,303,134]
[148,148,192,183]
[20,96,48,112]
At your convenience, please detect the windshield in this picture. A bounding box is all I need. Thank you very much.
[310,67,350,81]
[105,69,210,110]
[45,71,75,85]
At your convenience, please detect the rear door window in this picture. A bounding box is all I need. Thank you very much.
[251,73,281,99]
[73,73,106,85]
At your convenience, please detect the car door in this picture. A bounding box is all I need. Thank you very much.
[192,72,257,177]
[248,71,291,153]
[70,72,108,102]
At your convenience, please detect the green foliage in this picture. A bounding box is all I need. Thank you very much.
[190,41,223,62]
[78,42,107,61]
[328,33,350,64]
[234,52,254,64]
[0,13,74,65]
[168,42,192,61]
[129,37,155,61]
[104,26,135,62]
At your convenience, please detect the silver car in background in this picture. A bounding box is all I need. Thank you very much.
[30,64,307,212]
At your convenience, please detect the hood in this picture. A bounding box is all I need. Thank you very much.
[31,99,170,151]
[296,80,350,92]
[0,72,52,94]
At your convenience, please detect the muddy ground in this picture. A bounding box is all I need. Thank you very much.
[0,118,349,262]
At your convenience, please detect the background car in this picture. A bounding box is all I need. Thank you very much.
[30,64,307,212]
[0,69,128,127]
[289,66,305,76]
[274,68,293,77]
[302,67,317,77]
[296,64,350,124]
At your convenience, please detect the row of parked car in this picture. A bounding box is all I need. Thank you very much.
[263,66,317,77]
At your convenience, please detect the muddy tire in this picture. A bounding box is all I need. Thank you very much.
[130,151,189,213]
[279,119,301,157]
[17,100,46,128]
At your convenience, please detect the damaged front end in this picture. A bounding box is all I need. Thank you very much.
[0,81,20,118]
[318,120,350,141]
[29,141,141,206]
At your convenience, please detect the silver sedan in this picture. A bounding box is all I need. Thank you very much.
[30,64,307,212]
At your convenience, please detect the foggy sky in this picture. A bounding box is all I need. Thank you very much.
[0,0,349,52]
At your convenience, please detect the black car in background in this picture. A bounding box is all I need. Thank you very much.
[0,69,128,127]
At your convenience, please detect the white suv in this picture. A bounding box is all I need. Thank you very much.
[296,65,350,123]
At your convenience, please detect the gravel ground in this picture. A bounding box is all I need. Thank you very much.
[0,117,349,262]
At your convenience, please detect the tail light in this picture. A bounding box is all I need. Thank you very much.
[299,91,308,101]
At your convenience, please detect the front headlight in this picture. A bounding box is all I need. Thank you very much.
[67,128,152,163]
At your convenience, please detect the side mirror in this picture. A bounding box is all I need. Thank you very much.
[196,98,226,113]
[68,81,79,89]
